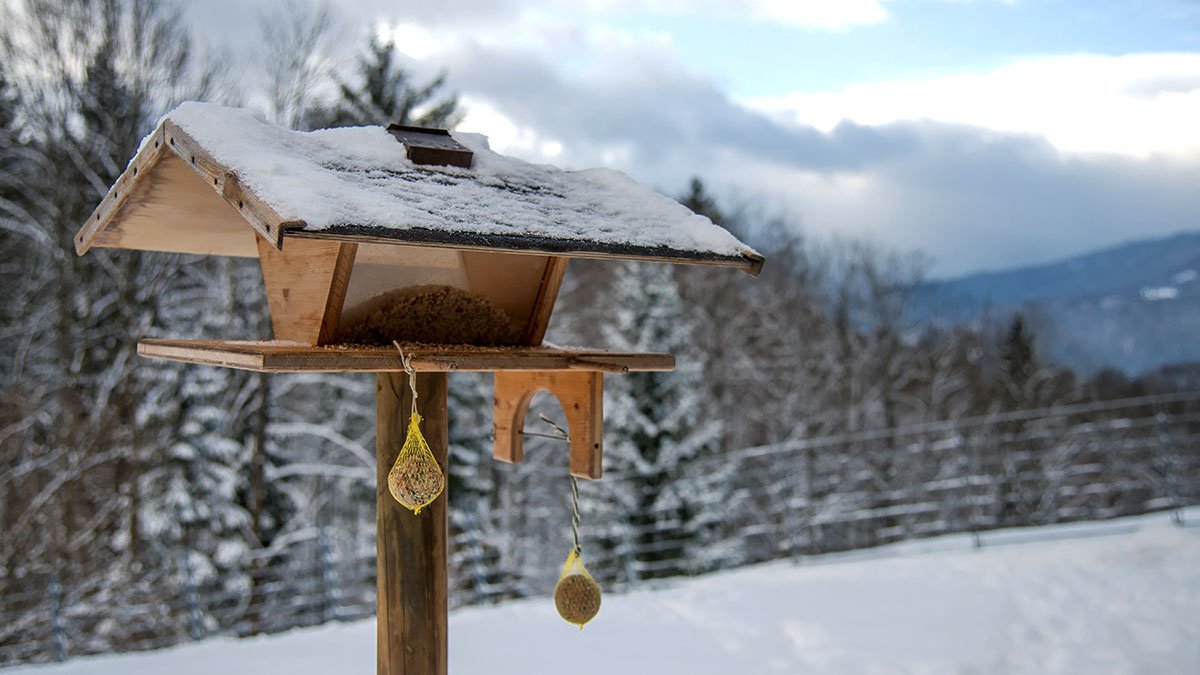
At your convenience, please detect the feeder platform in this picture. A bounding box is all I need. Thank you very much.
[137,338,674,373]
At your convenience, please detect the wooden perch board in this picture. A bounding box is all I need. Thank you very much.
[137,338,675,373]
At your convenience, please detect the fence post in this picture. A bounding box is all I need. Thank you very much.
[464,508,491,606]
[182,551,204,641]
[318,527,337,623]
[966,433,983,550]
[784,489,801,563]
[1153,402,1184,526]
[48,573,66,662]
[804,446,822,556]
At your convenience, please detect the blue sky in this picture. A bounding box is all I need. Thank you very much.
[632,0,1200,95]
[189,0,1200,277]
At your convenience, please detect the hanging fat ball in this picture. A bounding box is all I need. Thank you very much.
[387,412,444,514]
[554,548,601,628]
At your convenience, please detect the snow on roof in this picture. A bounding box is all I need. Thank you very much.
[162,102,762,273]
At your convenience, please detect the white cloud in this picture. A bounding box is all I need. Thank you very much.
[658,0,891,30]
[377,22,443,60]
[737,0,888,30]
[747,53,1200,157]
[457,97,567,161]
[185,2,1199,276]
[374,0,891,32]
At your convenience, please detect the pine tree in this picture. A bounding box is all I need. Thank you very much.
[447,373,493,519]
[0,61,29,477]
[134,257,261,634]
[0,66,18,188]
[1000,313,1036,396]
[602,262,725,580]
[446,373,512,603]
[0,0,238,645]
[138,365,250,585]
[308,36,461,129]
[0,62,25,300]
[679,177,724,225]
[80,25,142,172]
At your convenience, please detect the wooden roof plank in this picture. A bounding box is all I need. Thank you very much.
[137,338,676,373]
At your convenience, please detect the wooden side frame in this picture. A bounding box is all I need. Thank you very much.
[493,371,603,480]
[257,237,357,345]
[523,257,568,345]
[74,126,170,255]
[76,119,302,256]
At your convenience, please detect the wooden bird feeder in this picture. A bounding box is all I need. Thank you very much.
[74,102,762,675]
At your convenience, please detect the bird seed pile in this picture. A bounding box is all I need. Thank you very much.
[340,284,520,346]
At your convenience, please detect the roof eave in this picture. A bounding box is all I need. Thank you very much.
[284,224,765,276]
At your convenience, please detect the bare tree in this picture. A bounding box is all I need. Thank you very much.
[258,0,345,129]
[0,0,223,630]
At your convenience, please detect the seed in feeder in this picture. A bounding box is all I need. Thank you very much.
[387,415,444,514]
[388,454,444,514]
[554,571,601,627]
[340,284,520,346]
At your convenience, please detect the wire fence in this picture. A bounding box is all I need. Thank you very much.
[2,391,1198,667]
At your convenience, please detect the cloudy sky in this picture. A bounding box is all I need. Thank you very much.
[189,0,1200,277]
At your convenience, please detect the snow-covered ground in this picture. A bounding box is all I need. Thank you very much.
[13,510,1200,675]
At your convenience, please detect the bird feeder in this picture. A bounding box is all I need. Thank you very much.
[74,102,762,674]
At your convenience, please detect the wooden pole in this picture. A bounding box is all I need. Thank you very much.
[376,372,449,675]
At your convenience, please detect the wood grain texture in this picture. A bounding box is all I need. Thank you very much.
[77,118,302,257]
[522,256,569,345]
[90,154,259,257]
[377,372,448,675]
[75,127,170,255]
[460,250,550,341]
[256,237,357,345]
[137,338,675,373]
[493,370,604,479]
[163,119,298,249]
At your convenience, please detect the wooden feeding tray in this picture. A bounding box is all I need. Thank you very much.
[137,338,674,373]
[139,338,675,482]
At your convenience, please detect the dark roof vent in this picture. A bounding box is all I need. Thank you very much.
[387,124,474,169]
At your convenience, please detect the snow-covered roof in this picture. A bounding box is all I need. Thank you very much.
[77,102,762,275]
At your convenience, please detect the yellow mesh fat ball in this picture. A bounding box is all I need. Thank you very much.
[554,549,601,628]
[387,413,444,514]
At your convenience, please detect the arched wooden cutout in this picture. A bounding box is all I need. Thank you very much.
[493,371,603,479]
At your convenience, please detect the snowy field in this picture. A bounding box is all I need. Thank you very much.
[13,510,1200,675]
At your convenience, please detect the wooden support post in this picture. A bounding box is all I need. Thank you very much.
[376,372,449,675]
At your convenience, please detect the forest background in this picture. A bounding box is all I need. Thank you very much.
[1,0,1196,664]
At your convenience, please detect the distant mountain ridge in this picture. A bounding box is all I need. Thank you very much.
[914,231,1200,374]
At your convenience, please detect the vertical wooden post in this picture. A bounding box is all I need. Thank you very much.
[376,372,449,675]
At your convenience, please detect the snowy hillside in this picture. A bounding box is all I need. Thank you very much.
[12,510,1199,675]
[914,230,1200,373]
